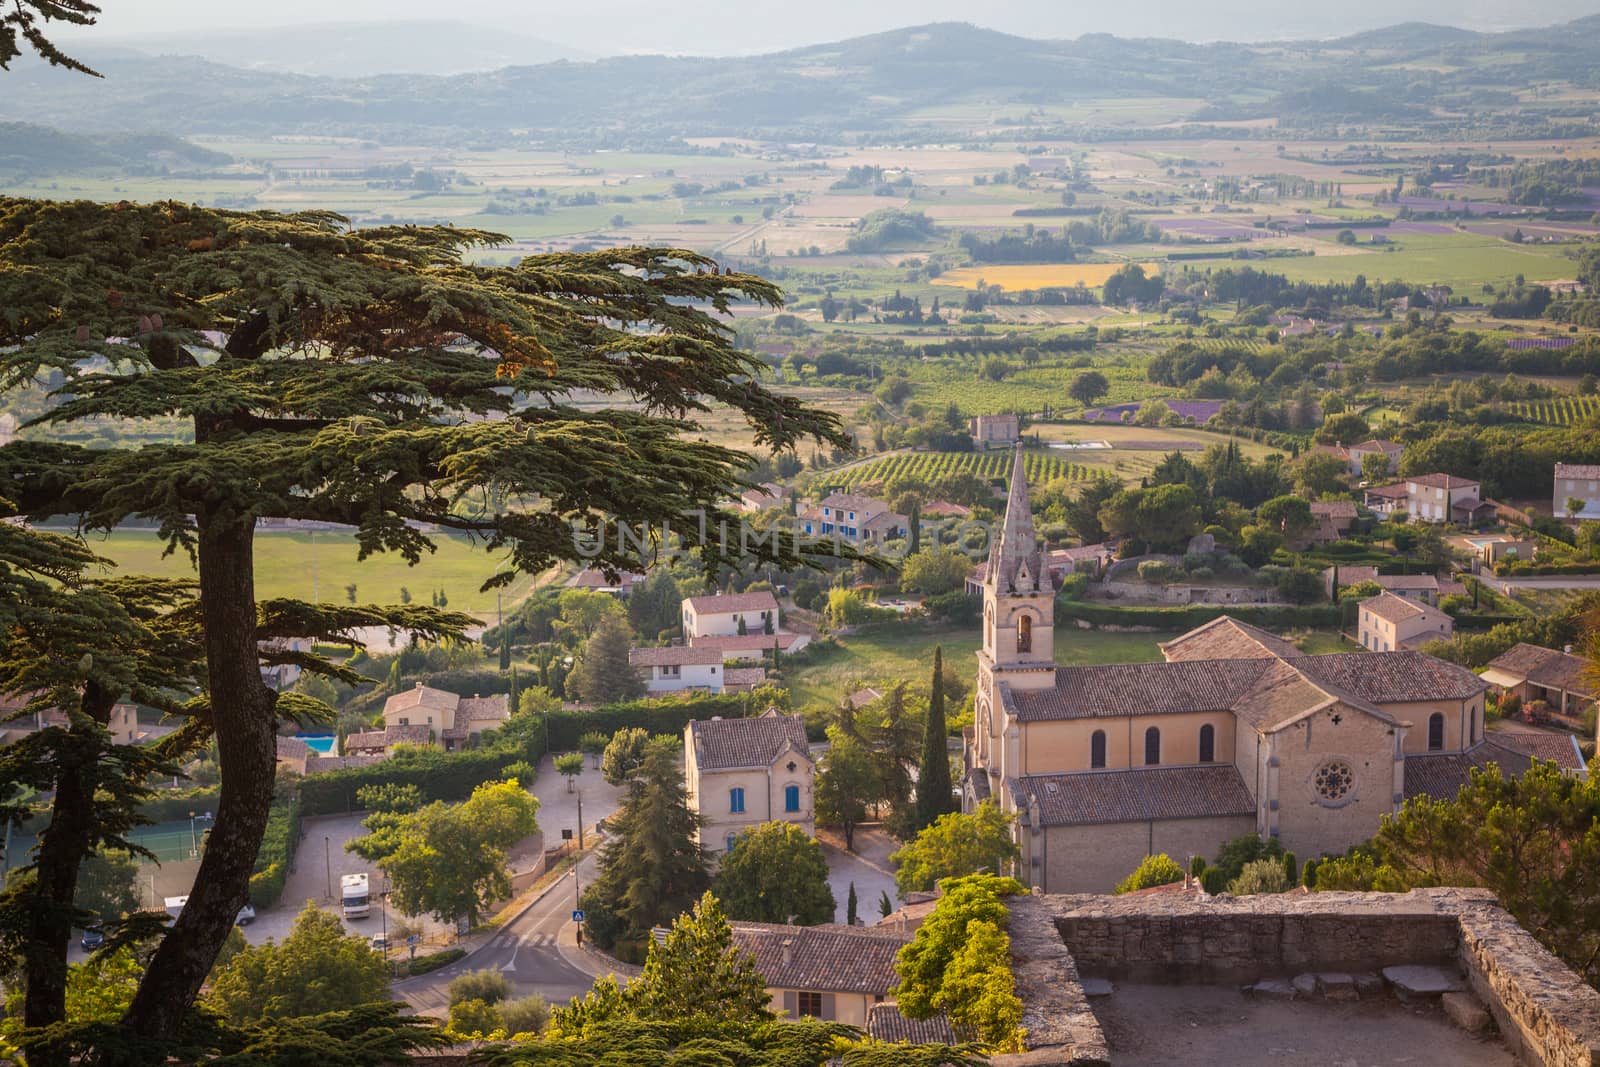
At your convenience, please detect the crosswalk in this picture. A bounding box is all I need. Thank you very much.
[485,932,559,951]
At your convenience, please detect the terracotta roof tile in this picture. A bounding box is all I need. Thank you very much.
[866,1004,968,1044]
[1011,766,1256,827]
[1284,652,1485,703]
[629,646,724,667]
[1407,473,1479,490]
[1404,738,1535,801]
[689,709,809,770]
[689,632,804,652]
[1555,463,1600,479]
[731,922,908,995]
[1491,731,1588,773]
[685,591,781,615]
[1159,617,1299,663]
[1006,660,1273,722]
[1361,591,1428,623]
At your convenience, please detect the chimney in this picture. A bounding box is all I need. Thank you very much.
[781,938,794,967]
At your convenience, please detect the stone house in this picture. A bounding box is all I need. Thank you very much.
[1480,642,1598,718]
[1358,591,1453,652]
[629,645,726,694]
[969,412,1020,449]
[681,591,781,640]
[379,683,510,751]
[729,921,908,1026]
[965,449,1493,892]
[1347,439,1403,477]
[798,493,904,544]
[1363,473,1484,524]
[1306,500,1358,546]
[688,631,810,662]
[684,709,814,854]
[1553,462,1600,519]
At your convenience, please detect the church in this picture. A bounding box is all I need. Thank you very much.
[963,448,1530,893]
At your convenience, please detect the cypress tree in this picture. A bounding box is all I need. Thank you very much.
[914,645,958,832]
[847,882,859,926]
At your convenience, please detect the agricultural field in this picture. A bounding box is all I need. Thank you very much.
[933,263,1163,291]
[814,448,1098,492]
[50,528,548,619]
[1267,232,1581,289]
[1504,395,1600,425]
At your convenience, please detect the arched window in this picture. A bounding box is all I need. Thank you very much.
[1144,726,1161,766]
[1199,724,1215,763]
[785,784,801,813]
[1090,730,1107,769]
[1428,712,1444,752]
[1017,613,1032,654]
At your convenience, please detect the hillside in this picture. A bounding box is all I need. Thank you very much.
[0,123,231,173]
[0,18,1597,145]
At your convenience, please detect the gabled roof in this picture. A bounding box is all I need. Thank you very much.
[382,683,460,717]
[1159,616,1299,663]
[1360,591,1428,624]
[1365,483,1410,500]
[689,709,809,770]
[684,591,780,615]
[689,632,805,652]
[629,645,724,667]
[1284,652,1485,703]
[1011,766,1256,827]
[819,492,886,513]
[1492,731,1588,774]
[1554,463,1600,479]
[1006,660,1271,722]
[730,921,908,995]
[1486,643,1596,697]
[1309,500,1359,520]
[1406,473,1479,490]
[1350,439,1402,453]
[1375,574,1439,592]
[867,1004,967,1045]
[1403,737,1536,801]
[1227,658,1345,731]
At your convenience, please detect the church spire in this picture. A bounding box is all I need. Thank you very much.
[988,445,1043,593]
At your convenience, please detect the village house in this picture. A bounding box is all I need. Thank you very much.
[566,568,646,598]
[729,921,908,1026]
[965,449,1505,893]
[1481,642,1599,720]
[688,630,810,662]
[1357,591,1453,652]
[684,709,813,854]
[1363,473,1488,525]
[969,412,1020,450]
[682,590,782,639]
[1306,500,1358,546]
[629,645,726,694]
[1553,462,1600,520]
[737,482,786,513]
[1347,440,1403,477]
[798,493,905,545]
[372,683,511,752]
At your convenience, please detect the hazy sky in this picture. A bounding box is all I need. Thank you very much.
[62,0,1600,56]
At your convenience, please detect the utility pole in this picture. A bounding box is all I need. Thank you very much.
[324,836,332,900]
[576,791,584,851]
[574,867,583,946]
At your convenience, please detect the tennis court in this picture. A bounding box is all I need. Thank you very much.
[127,819,211,863]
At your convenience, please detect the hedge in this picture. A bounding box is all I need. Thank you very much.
[139,788,221,825]
[299,744,539,817]
[1055,601,1340,630]
[406,948,466,975]
[1494,560,1600,577]
[248,793,302,909]
[545,693,750,751]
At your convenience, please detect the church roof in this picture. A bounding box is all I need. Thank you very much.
[1159,616,1300,662]
[1010,765,1256,827]
[987,446,1045,593]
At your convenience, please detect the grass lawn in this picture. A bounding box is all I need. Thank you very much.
[58,528,545,620]
[786,622,1180,712]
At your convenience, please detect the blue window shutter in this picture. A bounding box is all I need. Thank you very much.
[785,784,800,812]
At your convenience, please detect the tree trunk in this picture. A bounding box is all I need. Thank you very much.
[121,516,276,1043]
[22,683,113,1067]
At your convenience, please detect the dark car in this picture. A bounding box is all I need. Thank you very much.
[80,929,105,951]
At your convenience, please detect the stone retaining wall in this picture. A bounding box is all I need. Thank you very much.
[998,887,1600,1067]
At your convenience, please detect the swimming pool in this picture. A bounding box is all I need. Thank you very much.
[295,734,336,755]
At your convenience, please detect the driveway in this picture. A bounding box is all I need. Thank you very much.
[818,825,900,925]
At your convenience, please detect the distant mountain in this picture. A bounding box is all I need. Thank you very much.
[0,18,1596,145]
[103,20,591,77]
[0,122,230,172]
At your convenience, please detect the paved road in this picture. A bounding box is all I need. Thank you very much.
[393,852,607,1016]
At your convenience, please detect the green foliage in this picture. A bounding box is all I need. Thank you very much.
[891,801,1020,898]
[815,448,1087,494]
[74,851,139,926]
[205,904,390,1024]
[1055,601,1339,631]
[712,822,836,926]
[1227,858,1290,896]
[300,743,540,817]
[543,694,747,751]
[1098,484,1202,552]
[894,874,1025,1048]
[1210,833,1286,886]
[912,646,958,834]
[554,752,585,788]
[1114,854,1187,895]
[554,893,771,1035]
[498,995,552,1039]
[248,794,303,909]
[569,614,646,706]
[899,549,973,596]
[601,727,652,786]
[381,779,541,927]
[580,738,707,952]
[449,969,513,1008]
[406,948,467,976]
[846,210,938,253]
[448,998,505,1041]
[814,726,879,852]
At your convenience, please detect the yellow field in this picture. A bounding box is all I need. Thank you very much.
[933,263,1161,290]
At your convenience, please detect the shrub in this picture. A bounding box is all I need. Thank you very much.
[923,589,980,625]
[1114,853,1187,894]
[406,948,466,976]
[247,794,301,909]
[1189,854,1207,878]
[1137,560,1176,585]
[1227,858,1289,895]
[1054,601,1338,631]
[1199,866,1228,895]
[448,968,513,1007]
[446,998,503,1040]
[299,745,540,817]
[498,994,551,1037]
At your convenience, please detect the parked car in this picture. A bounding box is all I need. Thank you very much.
[235,904,256,926]
[80,929,105,950]
[370,935,389,953]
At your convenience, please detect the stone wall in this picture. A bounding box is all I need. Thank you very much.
[999,887,1600,1067]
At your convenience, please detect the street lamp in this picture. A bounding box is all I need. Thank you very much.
[188,810,198,857]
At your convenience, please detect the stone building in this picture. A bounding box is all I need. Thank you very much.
[377,682,510,751]
[729,921,907,1026]
[965,448,1495,892]
[1357,590,1454,651]
[684,709,814,854]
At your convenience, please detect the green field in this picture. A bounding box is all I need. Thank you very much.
[1265,232,1579,289]
[817,448,1095,492]
[58,528,544,619]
